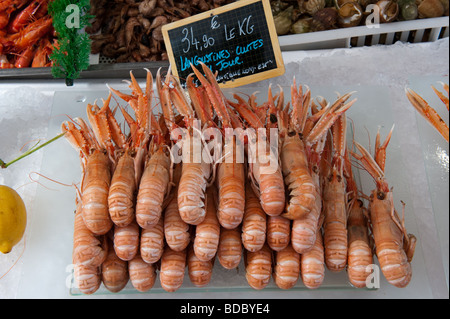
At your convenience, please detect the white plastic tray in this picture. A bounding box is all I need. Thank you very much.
[407,74,449,288]
[31,82,432,296]
[279,17,449,51]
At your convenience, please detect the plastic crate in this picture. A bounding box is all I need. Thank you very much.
[278,17,449,51]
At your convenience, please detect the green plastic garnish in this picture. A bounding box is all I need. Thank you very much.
[48,0,93,86]
[0,133,66,169]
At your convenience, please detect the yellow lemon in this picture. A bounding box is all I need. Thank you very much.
[0,185,27,254]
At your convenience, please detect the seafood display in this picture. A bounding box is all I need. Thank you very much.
[86,0,449,63]
[271,0,449,36]
[63,64,418,294]
[1,0,447,71]
[0,0,55,69]
[87,0,235,63]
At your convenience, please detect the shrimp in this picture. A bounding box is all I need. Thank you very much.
[14,44,36,68]
[102,238,129,293]
[140,215,165,264]
[323,114,348,272]
[351,126,416,288]
[266,215,291,252]
[193,187,220,261]
[187,244,214,288]
[113,220,140,261]
[128,254,157,292]
[0,54,14,69]
[190,63,246,229]
[8,0,48,33]
[241,183,267,252]
[273,243,300,290]
[0,0,28,14]
[344,147,373,288]
[217,227,242,269]
[2,15,53,53]
[0,11,9,29]
[31,37,52,67]
[405,82,449,142]
[159,247,187,292]
[245,244,272,290]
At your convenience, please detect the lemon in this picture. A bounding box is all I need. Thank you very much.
[0,185,27,254]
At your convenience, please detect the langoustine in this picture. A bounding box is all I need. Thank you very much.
[241,183,267,252]
[72,199,106,295]
[191,62,246,230]
[300,222,325,289]
[193,186,221,261]
[107,70,153,228]
[279,85,356,254]
[62,96,124,235]
[159,68,213,226]
[102,237,129,293]
[217,227,243,269]
[405,82,449,142]
[159,246,187,292]
[266,215,291,251]
[276,83,316,221]
[134,97,172,230]
[187,244,214,288]
[228,90,285,217]
[273,243,300,290]
[344,144,373,288]
[322,113,348,272]
[164,164,191,252]
[113,220,140,261]
[351,127,416,288]
[245,243,272,290]
[128,253,157,292]
[140,215,165,264]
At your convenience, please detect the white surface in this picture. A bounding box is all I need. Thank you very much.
[0,38,448,299]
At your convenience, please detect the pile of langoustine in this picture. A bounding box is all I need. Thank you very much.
[0,0,54,69]
[62,63,417,294]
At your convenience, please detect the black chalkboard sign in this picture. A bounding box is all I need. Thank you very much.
[162,0,284,88]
